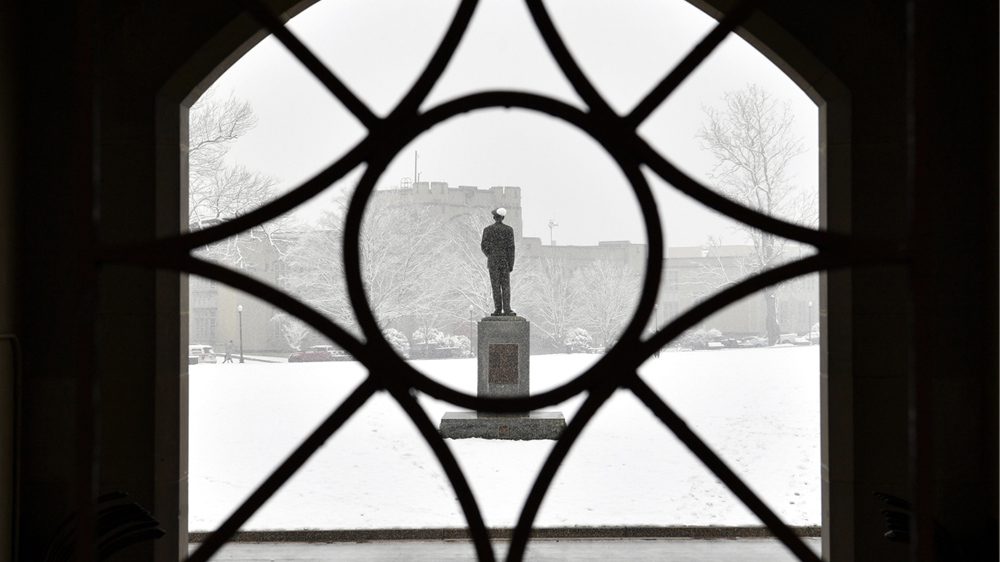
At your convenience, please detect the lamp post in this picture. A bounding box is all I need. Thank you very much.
[237,304,244,363]
[807,300,814,345]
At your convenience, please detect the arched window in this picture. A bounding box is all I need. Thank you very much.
[10,2,997,562]
[149,3,861,561]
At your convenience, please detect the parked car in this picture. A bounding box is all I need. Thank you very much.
[737,336,768,348]
[407,344,465,360]
[777,333,810,346]
[188,344,216,364]
[288,345,350,363]
[808,322,820,344]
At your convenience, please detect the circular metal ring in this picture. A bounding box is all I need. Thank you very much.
[341,92,664,412]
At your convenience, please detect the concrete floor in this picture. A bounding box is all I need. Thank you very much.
[190,537,823,561]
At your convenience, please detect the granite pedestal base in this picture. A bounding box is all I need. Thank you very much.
[439,316,566,440]
[439,412,566,440]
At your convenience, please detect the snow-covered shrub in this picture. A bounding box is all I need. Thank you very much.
[676,328,723,349]
[446,335,472,357]
[383,328,410,357]
[564,328,593,353]
[412,327,445,345]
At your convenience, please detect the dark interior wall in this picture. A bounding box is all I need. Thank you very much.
[697,2,916,559]
[761,4,914,560]
[909,4,998,556]
[0,1,16,557]
[12,3,93,559]
[758,4,998,558]
[698,3,998,559]
[6,1,997,561]
[6,1,251,557]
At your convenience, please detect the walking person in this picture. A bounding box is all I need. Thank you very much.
[222,339,235,363]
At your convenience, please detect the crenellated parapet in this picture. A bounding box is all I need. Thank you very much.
[377,181,524,239]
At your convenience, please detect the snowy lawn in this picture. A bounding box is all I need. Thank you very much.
[189,347,820,531]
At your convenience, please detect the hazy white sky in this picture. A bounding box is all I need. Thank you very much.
[207,0,818,247]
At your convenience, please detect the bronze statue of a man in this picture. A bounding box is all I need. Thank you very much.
[481,207,516,316]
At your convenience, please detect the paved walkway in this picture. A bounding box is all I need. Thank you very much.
[191,537,822,561]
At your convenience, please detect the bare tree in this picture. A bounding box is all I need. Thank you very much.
[283,197,455,334]
[359,202,452,325]
[281,224,350,325]
[698,84,816,344]
[272,313,311,351]
[520,257,585,350]
[574,259,641,348]
[188,89,289,269]
[437,213,493,317]
[676,237,753,298]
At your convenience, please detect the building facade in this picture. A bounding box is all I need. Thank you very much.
[195,183,817,352]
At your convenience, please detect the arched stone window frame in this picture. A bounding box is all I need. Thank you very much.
[79,1,923,561]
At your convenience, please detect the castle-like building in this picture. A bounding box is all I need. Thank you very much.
[190,181,817,352]
[375,181,647,270]
[378,181,526,240]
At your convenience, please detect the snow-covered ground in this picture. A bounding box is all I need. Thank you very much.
[189,347,820,531]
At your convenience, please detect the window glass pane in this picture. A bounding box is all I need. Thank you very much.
[185,0,824,541]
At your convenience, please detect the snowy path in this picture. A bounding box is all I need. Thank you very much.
[189,347,820,531]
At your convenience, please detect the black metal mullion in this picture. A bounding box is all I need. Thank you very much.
[179,256,368,360]
[640,248,907,360]
[240,0,380,129]
[383,382,497,562]
[391,0,479,117]
[340,93,592,413]
[524,0,616,117]
[643,254,830,358]
[119,88,868,411]
[340,91,656,412]
[506,382,618,562]
[104,138,371,261]
[187,378,379,562]
[638,140,849,251]
[626,0,760,127]
[120,1,912,557]
[628,376,821,562]
[96,249,387,559]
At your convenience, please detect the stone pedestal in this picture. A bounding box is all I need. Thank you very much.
[477,316,530,398]
[439,316,566,440]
